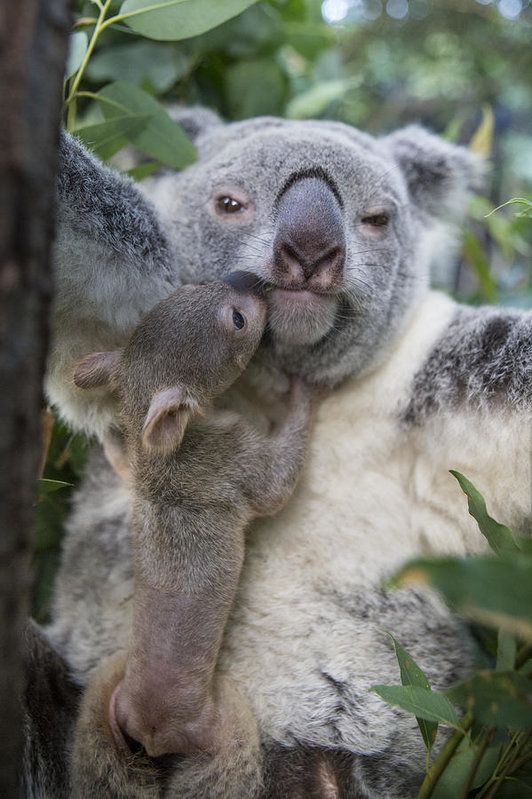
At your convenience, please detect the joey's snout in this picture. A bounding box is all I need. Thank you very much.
[223,269,266,299]
[273,176,345,292]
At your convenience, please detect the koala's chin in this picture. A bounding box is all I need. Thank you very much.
[267,291,337,346]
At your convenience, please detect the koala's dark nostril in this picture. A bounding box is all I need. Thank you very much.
[223,270,266,298]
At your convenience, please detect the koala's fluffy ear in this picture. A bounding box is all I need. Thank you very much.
[166,105,223,142]
[74,351,122,390]
[383,125,485,217]
[142,387,200,454]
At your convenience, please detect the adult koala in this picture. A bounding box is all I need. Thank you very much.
[26,108,532,798]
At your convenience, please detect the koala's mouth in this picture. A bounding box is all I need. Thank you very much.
[266,287,338,346]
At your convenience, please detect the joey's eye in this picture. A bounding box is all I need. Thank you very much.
[232,309,246,330]
[216,196,244,215]
[361,212,390,227]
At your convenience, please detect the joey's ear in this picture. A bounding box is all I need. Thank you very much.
[74,351,122,390]
[383,125,485,217]
[166,105,223,142]
[142,387,199,454]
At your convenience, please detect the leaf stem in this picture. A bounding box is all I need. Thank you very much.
[73,17,98,28]
[416,713,473,799]
[65,0,113,130]
[458,727,496,799]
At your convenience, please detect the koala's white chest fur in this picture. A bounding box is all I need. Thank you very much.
[240,291,531,599]
[221,292,530,746]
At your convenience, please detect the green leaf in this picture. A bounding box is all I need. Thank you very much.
[450,471,520,557]
[393,556,532,642]
[118,0,260,42]
[447,671,532,730]
[87,42,189,93]
[371,685,461,728]
[431,741,501,798]
[285,78,353,119]
[76,115,151,161]
[460,229,498,303]
[388,635,438,751]
[98,82,196,169]
[497,630,517,672]
[225,59,287,119]
[65,32,88,80]
[38,478,72,497]
[126,161,163,180]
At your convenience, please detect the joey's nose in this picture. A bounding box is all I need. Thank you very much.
[273,176,345,290]
[223,270,266,299]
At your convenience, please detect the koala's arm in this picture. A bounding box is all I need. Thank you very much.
[404,304,532,423]
[403,302,532,536]
[245,379,314,516]
[48,133,179,435]
[54,132,177,320]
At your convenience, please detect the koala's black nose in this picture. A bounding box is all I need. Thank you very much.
[273,176,345,291]
[223,270,267,299]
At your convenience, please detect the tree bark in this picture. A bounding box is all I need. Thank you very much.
[0,1,70,795]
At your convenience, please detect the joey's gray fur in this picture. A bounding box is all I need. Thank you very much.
[73,281,311,764]
[24,108,532,797]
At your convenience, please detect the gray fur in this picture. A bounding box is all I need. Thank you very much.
[25,110,528,797]
[404,305,532,423]
[21,622,80,799]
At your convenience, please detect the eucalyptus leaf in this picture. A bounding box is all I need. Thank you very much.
[65,32,88,80]
[431,742,501,798]
[98,82,196,168]
[126,161,163,181]
[450,471,519,556]
[225,59,286,119]
[118,0,260,42]
[76,115,151,161]
[87,42,189,93]
[388,635,438,751]
[371,685,461,728]
[393,556,532,641]
[497,630,517,671]
[447,671,532,730]
[286,79,352,119]
[460,230,498,303]
[38,478,72,497]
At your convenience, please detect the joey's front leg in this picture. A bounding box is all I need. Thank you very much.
[112,503,246,758]
[248,378,315,516]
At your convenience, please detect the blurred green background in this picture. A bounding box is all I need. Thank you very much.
[36,0,532,620]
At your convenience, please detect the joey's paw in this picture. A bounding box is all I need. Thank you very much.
[287,376,314,408]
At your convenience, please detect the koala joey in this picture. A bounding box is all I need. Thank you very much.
[73,276,313,760]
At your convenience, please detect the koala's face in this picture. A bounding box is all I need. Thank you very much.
[122,280,266,407]
[150,116,479,386]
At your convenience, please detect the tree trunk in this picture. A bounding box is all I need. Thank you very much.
[0,1,70,794]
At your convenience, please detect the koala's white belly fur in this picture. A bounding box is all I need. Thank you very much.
[222,291,531,746]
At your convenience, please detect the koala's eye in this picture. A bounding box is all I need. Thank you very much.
[216,196,244,215]
[232,309,246,330]
[361,212,390,227]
